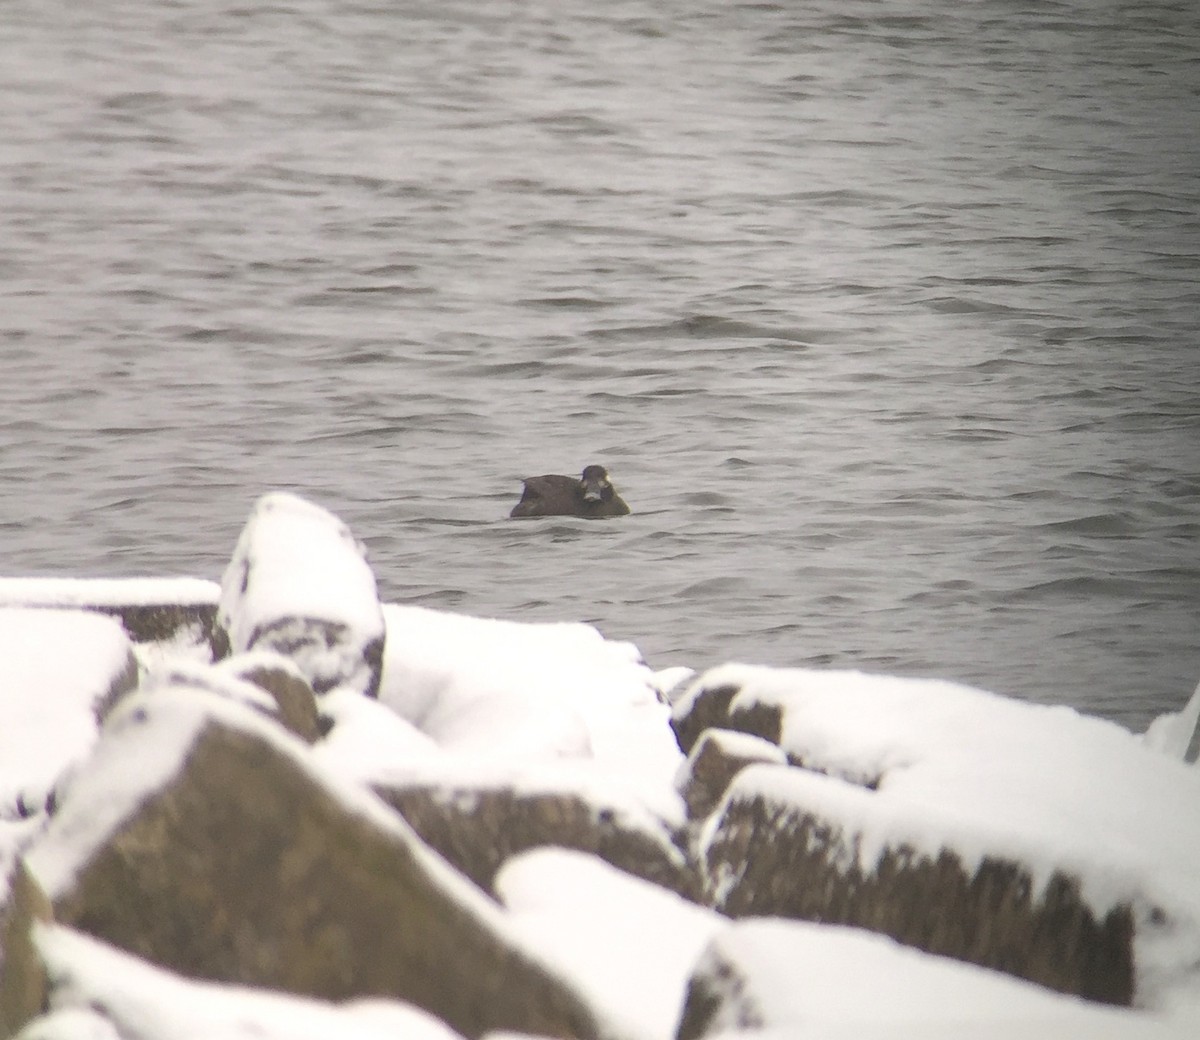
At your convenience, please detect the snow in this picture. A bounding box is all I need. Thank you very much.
[690,664,1200,1009]
[315,696,685,837]
[688,918,1192,1039]
[649,666,696,703]
[216,492,384,693]
[0,608,134,822]
[0,577,220,609]
[379,604,682,790]
[312,685,443,783]
[1142,682,1200,762]
[495,848,725,1040]
[146,657,282,716]
[21,923,464,1040]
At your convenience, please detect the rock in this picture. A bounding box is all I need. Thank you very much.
[375,768,698,901]
[0,861,53,1038]
[701,764,1136,1005]
[216,493,385,697]
[231,654,324,743]
[0,608,138,821]
[668,681,740,757]
[673,729,786,820]
[11,688,604,1040]
[684,664,1200,1009]
[0,578,220,655]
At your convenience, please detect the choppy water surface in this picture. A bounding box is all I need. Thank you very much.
[2,0,1197,731]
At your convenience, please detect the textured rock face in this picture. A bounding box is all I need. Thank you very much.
[0,861,53,1038]
[671,663,1200,1009]
[669,683,740,756]
[231,655,324,743]
[378,779,698,901]
[16,692,603,1040]
[216,493,386,697]
[700,768,1136,1006]
[673,729,786,820]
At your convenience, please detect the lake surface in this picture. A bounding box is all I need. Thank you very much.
[2,0,1197,732]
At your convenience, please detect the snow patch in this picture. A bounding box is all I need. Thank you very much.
[379,604,682,789]
[0,608,134,821]
[496,848,724,1040]
[24,923,464,1040]
[690,918,1192,1037]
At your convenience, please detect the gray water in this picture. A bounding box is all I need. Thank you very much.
[2,0,1198,732]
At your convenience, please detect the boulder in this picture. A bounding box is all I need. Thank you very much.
[376,769,697,900]
[216,493,385,697]
[668,681,740,757]
[673,729,786,820]
[686,664,1200,1009]
[9,688,604,1040]
[701,765,1136,1005]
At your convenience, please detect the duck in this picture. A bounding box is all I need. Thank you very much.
[510,464,631,519]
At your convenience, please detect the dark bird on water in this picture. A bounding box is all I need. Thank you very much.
[510,464,631,519]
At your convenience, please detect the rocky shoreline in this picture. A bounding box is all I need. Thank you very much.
[1,492,1197,1039]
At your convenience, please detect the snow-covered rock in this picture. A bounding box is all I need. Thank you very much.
[677,918,1191,1040]
[686,664,1200,1010]
[374,760,694,899]
[3,555,1196,1040]
[14,923,468,1040]
[674,729,787,820]
[7,686,604,1040]
[216,493,385,697]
